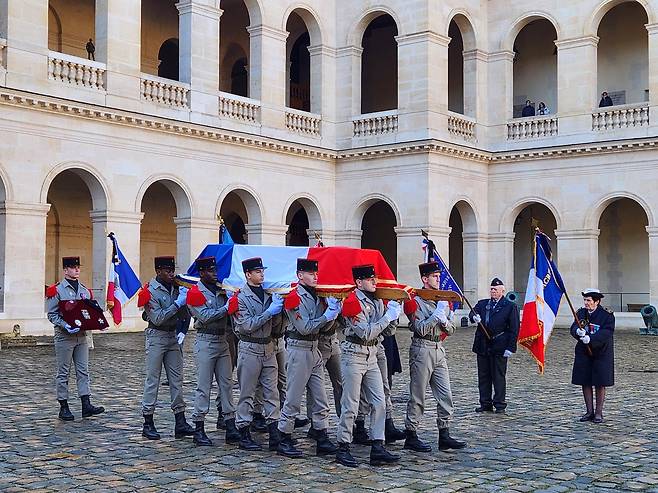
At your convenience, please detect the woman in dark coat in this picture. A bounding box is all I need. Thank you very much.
[570,288,615,424]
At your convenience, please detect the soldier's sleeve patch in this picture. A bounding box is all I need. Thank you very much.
[341,291,361,317]
[186,285,207,307]
[137,283,151,308]
[45,283,58,298]
[284,288,301,310]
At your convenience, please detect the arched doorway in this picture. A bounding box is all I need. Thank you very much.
[219,0,251,96]
[158,38,179,81]
[448,208,464,287]
[512,19,558,117]
[597,2,648,106]
[230,56,249,97]
[598,198,649,311]
[448,200,479,300]
[285,198,323,247]
[361,14,398,113]
[287,25,311,111]
[140,0,179,76]
[361,200,397,276]
[448,15,477,117]
[48,0,95,57]
[219,189,262,244]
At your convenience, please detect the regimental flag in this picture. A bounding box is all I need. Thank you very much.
[518,230,565,374]
[421,235,461,307]
[219,219,234,245]
[106,233,141,325]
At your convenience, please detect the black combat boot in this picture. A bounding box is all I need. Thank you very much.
[238,425,262,451]
[336,442,358,467]
[224,418,241,444]
[294,417,310,428]
[216,405,226,430]
[251,412,267,432]
[193,421,213,446]
[268,422,282,451]
[315,429,338,456]
[307,427,321,440]
[474,405,493,413]
[353,419,371,445]
[384,417,406,443]
[80,395,104,418]
[174,412,195,439]
[142,414,160,440]
[277,432,303,458]
[370,440,401,466]
[58,399,74,421]
[403,429,432,452]
[438,428,467,450]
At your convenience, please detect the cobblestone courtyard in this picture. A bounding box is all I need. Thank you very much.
[1,327,657,492]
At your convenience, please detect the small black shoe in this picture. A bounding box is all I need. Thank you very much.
[384,418,406,444]
[216,408,226,430]
[193,421,213,446]
[238,426,262,451]
[353,419,371,445]
[475,405,494,413]
[142,415,161,440]
[370,440,400,466]
[174,412,195,439]
[268,422,282,451]
[403,430,432,453]
[592,415,603,424]
[336,442,358,467]
[315,429,338,456]
[307,427,321,440]
[294,417,310,429]
[225,418,241,444]
[58,400,74,421]
[579,412,595,422]
[80,395,104,418]
[251,413,267,432]
[438,428,467,450]
[494,408,506,414]
[277,432,303,458]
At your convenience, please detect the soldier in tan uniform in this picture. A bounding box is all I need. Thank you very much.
[186,256,240,446]
[403,262,466,452]
[335,264,401,467]
[46,256,104,421]
[230,257,284,451]
[276,258,339,458]
[139,256,194,440]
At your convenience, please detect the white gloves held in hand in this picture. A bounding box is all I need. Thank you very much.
[580,335,590,344]
[384,300,402,322]
[576,327,586,337]
[473,314,482,324]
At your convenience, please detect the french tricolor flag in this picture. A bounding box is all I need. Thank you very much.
[518,230,565,374]
[106,233,141,325]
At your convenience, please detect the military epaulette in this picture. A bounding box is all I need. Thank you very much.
[603,306,614,314]
[45,283,59,298]
[137,282,151,308]
[227,290,240,315]
[341,291,361,317]
[403,296,418,317]
[284,287,301,310]
[186,285,207,307]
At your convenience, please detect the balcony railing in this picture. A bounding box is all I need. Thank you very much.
[592,103,649,131]
[218,92,260,124]
[285,108,321,137]
[48,51,106,91]
[353,110,399,137]
[507,115,558,140]
[0,38,6,71]
[448,112,477,142]
[140,74,190,108]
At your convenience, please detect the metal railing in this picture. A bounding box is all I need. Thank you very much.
[600,292,649,312]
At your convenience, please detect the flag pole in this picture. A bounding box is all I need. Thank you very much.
[421,230,491,340]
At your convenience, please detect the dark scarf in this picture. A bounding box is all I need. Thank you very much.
[67,279,79,292]
[300,283,317,301]
[202,280,218,295]
[249,284,265,302]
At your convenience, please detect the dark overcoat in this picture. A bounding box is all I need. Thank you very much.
[570,306,615,387]
[469,297,520,356]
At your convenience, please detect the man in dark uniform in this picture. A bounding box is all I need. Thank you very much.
[469,278,519,414]
[46,256,105,421]
[570,288,614,424]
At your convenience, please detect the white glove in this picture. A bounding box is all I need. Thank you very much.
[326,297,341,310]
[323,306,340,321]
[174,287,188,308]
[473,314,482,324]
[576,327,586,337]
[433,301,449,323]
[64,323,80,335]
[266,294,284,316]
[503,349,513,358]
[580,335,590,344]
[384,300,401,322]
[176,332,186,345]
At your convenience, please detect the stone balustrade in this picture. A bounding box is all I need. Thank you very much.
[353,110,399,137]
[448,112,477,142]
[285,108,322,136]
[507,115,558,140]
[218,92,260,124]
[592,103,649,131]
[48,51,106,91]
[140,74,190,108]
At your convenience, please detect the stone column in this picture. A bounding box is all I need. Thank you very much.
[424,226,452,263]
[462,232,488,304]
[89,211,111,301]
[2,0,49,93]
[308,45,336,142]
[245,223,288,245]
[174,217,220,270]
[646,226,658,308]
[95,0,142,109]
[555,36,599,134]
[486,50,514,142]
[247,25,288,130]
[306,228,338,247]
[333,229,362,248]
[0,202,50,333]
[555,229,600,302]
[394,227,425,287]
[646,24,658,124]
[487,233,515,290]
[463,49,488,122]
[334,46,362,144]
[177,0,222,119]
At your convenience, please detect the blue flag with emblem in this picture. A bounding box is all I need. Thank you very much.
[421,233,462,307]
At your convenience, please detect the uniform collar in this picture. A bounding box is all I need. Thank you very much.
[61,278,81,291]
[150,278,174,293]
[242,283,269,303]
[356,289,376,306]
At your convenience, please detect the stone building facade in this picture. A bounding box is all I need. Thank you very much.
[0,0,657,333]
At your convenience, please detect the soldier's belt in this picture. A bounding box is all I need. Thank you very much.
[319,327,336,338]
[148,324,176,332]
[345,335,378,346]
[239,335,273,344]
[287,331,319,342]
[413,334,442,343]
[197,327,226,336]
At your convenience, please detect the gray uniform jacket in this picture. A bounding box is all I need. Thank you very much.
[232,285,282,339]
[189,282,229,333]
[409,296,456,339]
[285,287,336,337]
[144,278,186,330]
[343,290,396,342]
[46,279,93,329]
